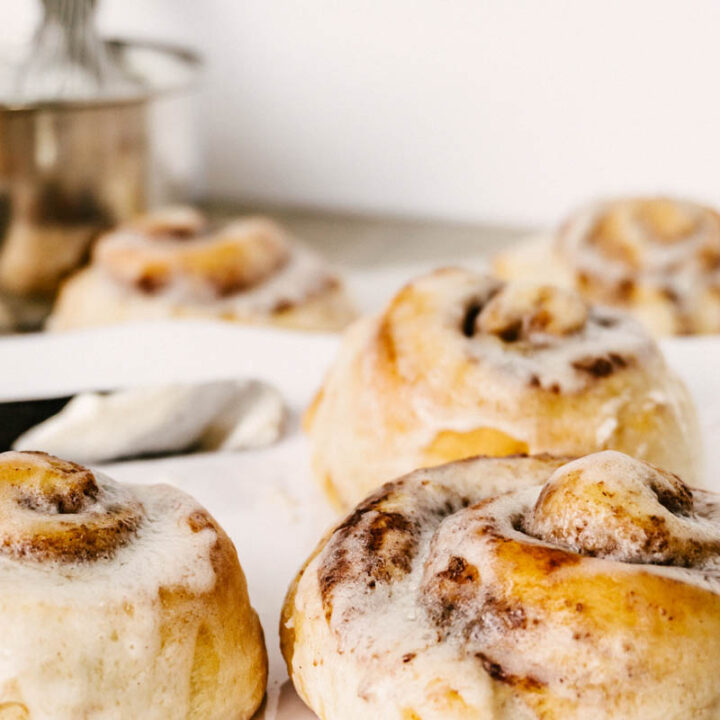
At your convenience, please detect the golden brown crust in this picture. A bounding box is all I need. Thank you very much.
[169,512,268,720]
[306,269,701,509]
[282,452,720,720]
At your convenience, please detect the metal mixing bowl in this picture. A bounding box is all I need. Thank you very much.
[0,39,202,329]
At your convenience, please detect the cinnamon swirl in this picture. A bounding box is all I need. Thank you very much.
[0,450,267,719]
[494,196,720,335]
[48,207,356,332]
[282,451,720,719]
[306,268,700,508]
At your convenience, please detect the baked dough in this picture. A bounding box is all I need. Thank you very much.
[48,207,356,332]
[0,450,267,719]
[494,196,720,336]
[305,268,700,508]
[282,450,720,719]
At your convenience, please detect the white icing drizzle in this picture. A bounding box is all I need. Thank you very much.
[0,471,217,599]
[465,305,653,394]
[98,234,338,316]
[558,198,720,318]
[312,453,720,669]
[315,457,565,660]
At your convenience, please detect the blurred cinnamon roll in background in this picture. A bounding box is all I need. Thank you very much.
[0,450,267,719]
[282,451,720,719]
[47,207,356,332]
[305,268,700,508]
[494,196,720,336]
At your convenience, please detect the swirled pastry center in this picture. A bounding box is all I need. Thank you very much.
[443,275,653,392]
[586,198,718,268]
[90,208,340,314]
[523,452,720,566]
[558,197,720,307]
[96,211,290,296]
[0,451,143,561]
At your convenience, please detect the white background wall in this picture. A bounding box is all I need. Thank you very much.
[4,1,720,226]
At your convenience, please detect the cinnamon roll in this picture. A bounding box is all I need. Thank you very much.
[0,450,267,719]
[493,196,720,335]
[281,451,720,719]
[48,207,356,331]
[305,268,700,509]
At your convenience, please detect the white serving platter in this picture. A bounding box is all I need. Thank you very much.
[1,320,718,719]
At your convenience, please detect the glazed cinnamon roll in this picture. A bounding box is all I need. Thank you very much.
[281,451,720,720]
[48,207,356,331]
[493,196,720,335]
[306,268,700,509]
[0,451,267,719]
